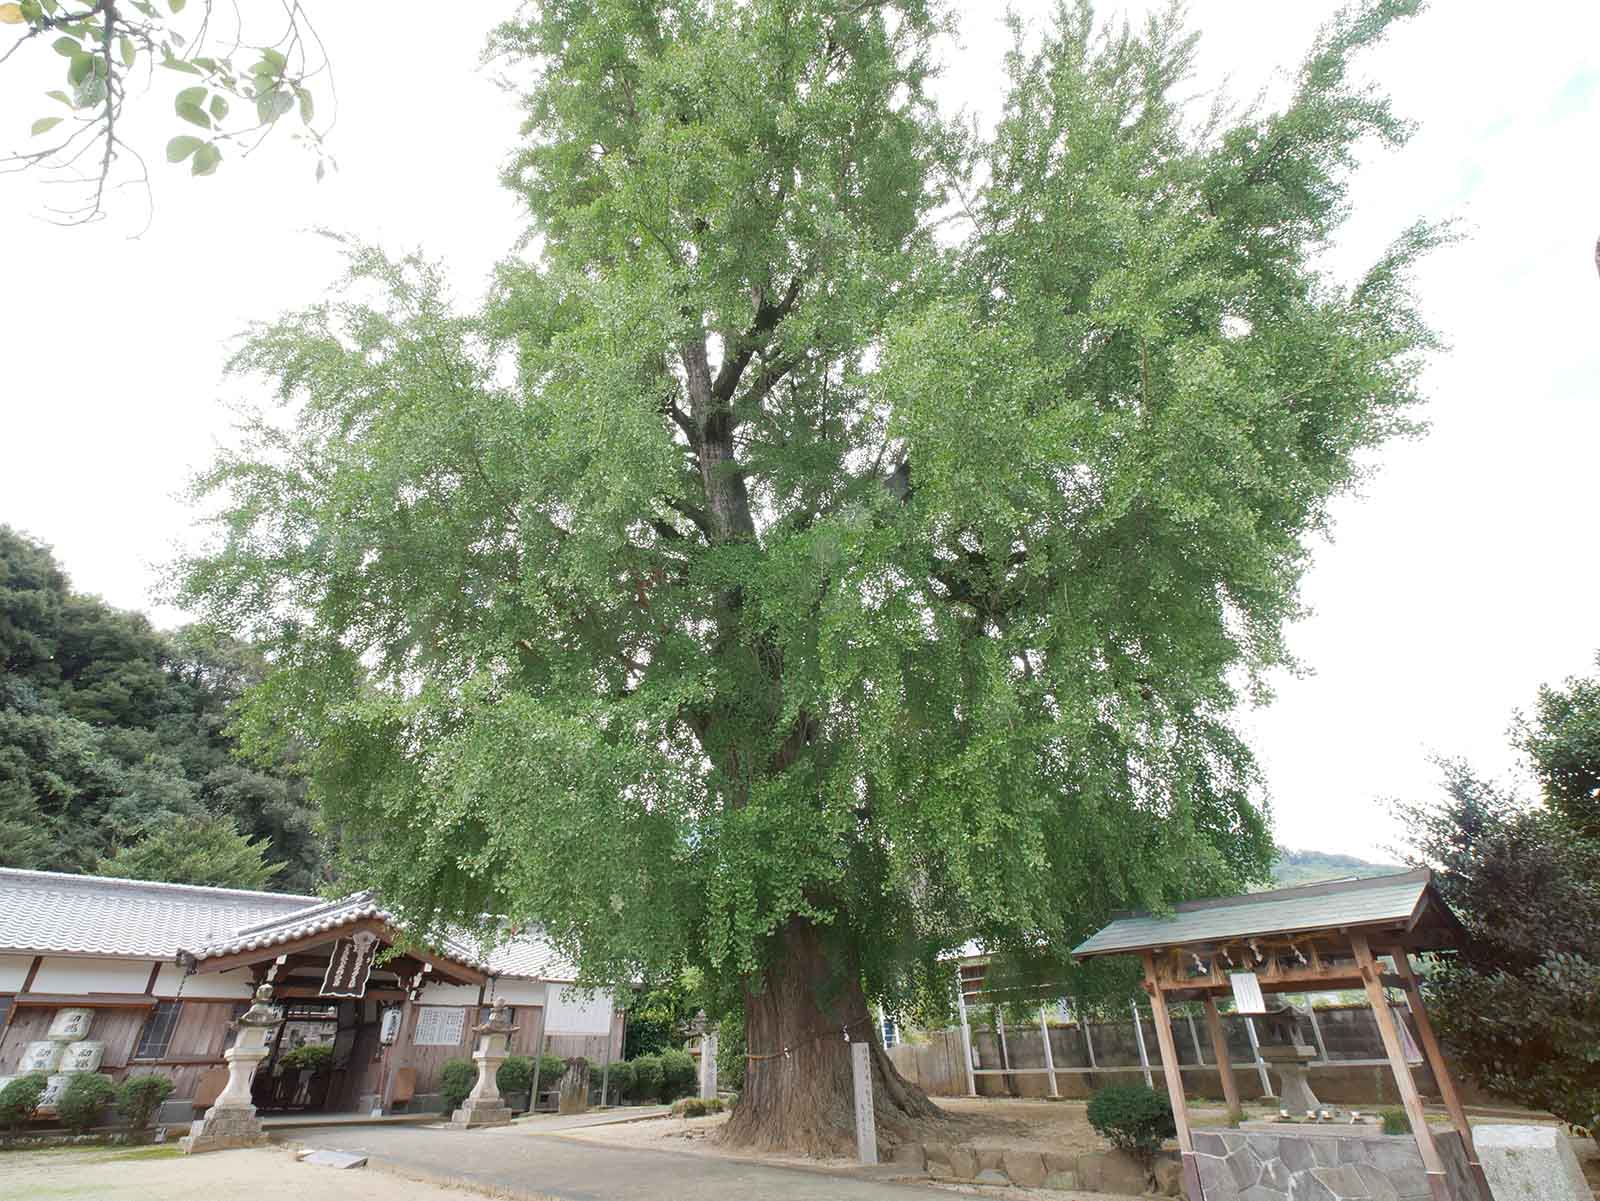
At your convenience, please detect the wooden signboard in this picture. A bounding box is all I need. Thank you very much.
[321,932,380,998]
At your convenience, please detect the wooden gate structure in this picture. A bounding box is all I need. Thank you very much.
[1073,870,1489,1201]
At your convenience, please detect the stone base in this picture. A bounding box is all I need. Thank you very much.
[450,1098,513,1129]
[180,1105,268,1155]
[1475,1123,1589,1201]
[1191,1125,1483,1201]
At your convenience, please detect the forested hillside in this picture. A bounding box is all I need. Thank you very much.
[0,527,325,891]
[1271,846,1401,887]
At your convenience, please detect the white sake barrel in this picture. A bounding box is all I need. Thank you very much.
[36,1074,70,1113]
[48,1009,93,1041]
[61,1041,106,1073]
[21,1041,63,1073]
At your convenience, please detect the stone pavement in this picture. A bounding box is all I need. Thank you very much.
[283,1121,951,1201]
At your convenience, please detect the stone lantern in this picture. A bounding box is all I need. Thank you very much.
[451,999,517,1129]
[1254,1002,1324,1114]
[181,982,283,1154]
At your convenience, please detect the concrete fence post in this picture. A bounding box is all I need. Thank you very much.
[1131,1000,1153,1089]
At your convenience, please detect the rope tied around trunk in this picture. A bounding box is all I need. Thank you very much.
[745,1014,874,1062]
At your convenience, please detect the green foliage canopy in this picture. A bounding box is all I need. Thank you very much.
[0,526,323,890]
[179,0,1439,1026]
[1400,661,1600,1135]
[96,811,282,890]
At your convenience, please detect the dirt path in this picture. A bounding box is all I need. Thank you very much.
[0,1145,493,1201]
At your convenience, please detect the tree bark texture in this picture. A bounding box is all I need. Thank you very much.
[721,916,944,1156]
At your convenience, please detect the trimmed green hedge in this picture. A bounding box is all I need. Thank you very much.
[1087,1083,1175,1162]
[497,1055,533,1095]
[58,1073,118,1134]
[440,1059,476,1112]
[630,1053,663,1101]
[0,1073,48,1131]
[659,1048,696,1102]
[117,1075,175,1131]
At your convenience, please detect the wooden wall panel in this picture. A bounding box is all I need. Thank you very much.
[0,1008,51,1072]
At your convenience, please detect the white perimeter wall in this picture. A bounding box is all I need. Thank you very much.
[544,984,613,1035]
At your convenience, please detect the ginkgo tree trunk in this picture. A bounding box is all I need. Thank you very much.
[181,0,1440,1155]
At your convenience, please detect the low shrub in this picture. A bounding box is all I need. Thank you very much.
[57,1073,118,1134]
[440,1059,476,1112]
[117,1075,176,1131]
[1087,1083,1176,1163]
[659,1048,696,1101]
[630,1053,663,1101]
[278,1042,335,1071]
[604,1059,635,1100]
[1380,1108,1411,1135]
[537,1054,569,1088]
[497,1055,533,1096]
[671,1096,725,1117]
[0,1073,49,1130]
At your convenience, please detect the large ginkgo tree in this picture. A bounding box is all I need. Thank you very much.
[179,0,1440,1153]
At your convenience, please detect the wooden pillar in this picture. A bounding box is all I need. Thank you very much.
[1392,949,1491,1201]
[1352,934,1454,1201]
[1143,953,1202,1201]
[1038,1007,1059,1098]
[377,994,416,1114]
[1202,994,1243,1122]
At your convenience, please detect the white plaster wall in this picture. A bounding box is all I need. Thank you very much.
[416,982,480,1006]
[544,985,613,1034]
[0,954,34,991]
[31,957,153,994]
[150,963,256,999]
[494,978,547,1008]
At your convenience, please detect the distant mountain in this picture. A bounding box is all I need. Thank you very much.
[1269,846,1403,888]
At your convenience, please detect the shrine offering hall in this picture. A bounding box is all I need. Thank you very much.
[0,869,622,1118]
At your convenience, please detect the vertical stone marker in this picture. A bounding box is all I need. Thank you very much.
[850,1040,877,1165]
[1475,1124,1590,1201]
[699,1030,718,1100]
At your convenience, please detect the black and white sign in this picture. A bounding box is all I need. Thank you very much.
[412,1006,467,1047]
[1229,971,1266,1014]
[320,931,380,998]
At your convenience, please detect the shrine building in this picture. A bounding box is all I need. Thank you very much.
[0,868,622,1119]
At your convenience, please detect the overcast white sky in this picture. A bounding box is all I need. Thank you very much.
[3,2,1597,863]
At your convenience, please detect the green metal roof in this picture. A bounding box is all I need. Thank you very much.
[1072,869,1449,959]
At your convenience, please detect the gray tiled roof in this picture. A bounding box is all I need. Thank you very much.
[0,868,573,982]
[188,890,492,974]
[0,868,317,959]
[485,935,578,983]
[1073,870,1436,959]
